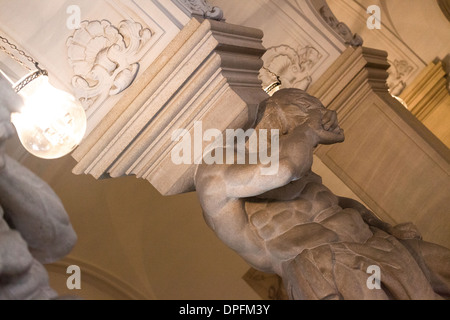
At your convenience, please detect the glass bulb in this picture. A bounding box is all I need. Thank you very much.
[10,75,87,159]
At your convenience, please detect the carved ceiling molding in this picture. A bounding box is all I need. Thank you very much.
[318,3,363,47]
[172,0,224,20]
[67,20,153,112]
[259,44,322,92]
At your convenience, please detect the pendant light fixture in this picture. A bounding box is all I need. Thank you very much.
[0,35,87,159]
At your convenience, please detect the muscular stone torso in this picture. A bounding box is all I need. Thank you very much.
[244,171,373,263]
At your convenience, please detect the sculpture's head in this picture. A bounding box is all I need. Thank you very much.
[253,88,344,147]
[255,88,326,135]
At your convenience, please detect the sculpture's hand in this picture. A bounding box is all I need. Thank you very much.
[387,223,423,240]
[317,109,344,145]
[307,109,344,145]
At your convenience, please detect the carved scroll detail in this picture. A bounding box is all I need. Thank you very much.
[173,0,224,20]
[259,45,322,92]
[67,20,153,111]
[387,59,414,97]
[319,4,363,47]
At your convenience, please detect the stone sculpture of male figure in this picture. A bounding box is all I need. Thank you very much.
[0,74,77,299]
[195,88,450,300]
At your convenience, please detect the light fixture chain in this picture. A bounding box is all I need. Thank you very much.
[0,35,38,71]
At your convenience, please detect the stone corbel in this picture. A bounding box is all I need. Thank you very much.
[72,17,267,196]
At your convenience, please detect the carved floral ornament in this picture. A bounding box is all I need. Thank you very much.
[67,20,153,111]
[174,0,224,20]
[387,59,414,97]
[259,45,322,92]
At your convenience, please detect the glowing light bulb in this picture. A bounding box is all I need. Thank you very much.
[10,75,86,159]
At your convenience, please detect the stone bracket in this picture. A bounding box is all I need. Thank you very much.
[72,17,268,196]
